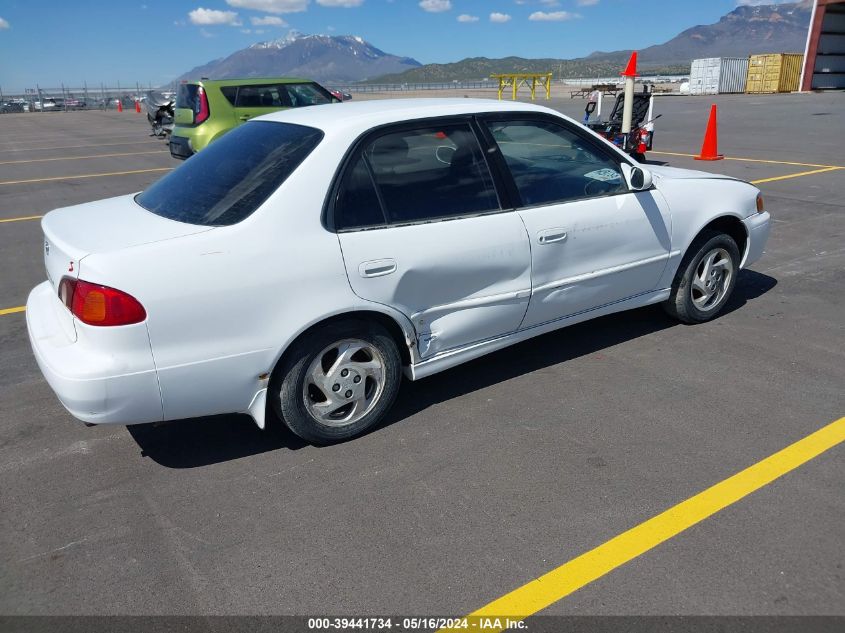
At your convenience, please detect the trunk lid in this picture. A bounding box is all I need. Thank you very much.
[41,194,213,292]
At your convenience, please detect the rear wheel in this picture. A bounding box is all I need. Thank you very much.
[270,320,402,444]
[664,230,740,324]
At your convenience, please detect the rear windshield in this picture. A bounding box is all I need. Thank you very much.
[176,83,200,111]
[136,121,323,226]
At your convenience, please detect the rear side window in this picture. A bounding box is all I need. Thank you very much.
[235,84,291,108]
[336,123,498,228]
[136,121,323,226]
[220,86,238,105]
[335,157,385,230]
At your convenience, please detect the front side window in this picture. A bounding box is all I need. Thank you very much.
[485,119,627,207]
[284,83,334,107]
[345,123,498,225]
[136,121,323,226]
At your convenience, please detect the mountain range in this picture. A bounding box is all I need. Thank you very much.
[176,31,420,84]
[175,2,811,85]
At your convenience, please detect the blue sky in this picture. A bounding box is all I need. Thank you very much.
[0,0,797,92]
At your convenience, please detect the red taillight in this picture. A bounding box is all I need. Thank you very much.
[195,86,209,124]
[58,277,146,326]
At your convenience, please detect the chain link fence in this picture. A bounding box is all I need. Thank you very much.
[1,75,691,113]
[0,82,179,114]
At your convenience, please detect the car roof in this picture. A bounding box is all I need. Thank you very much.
[184,77,315,87]
[252,98,561,134]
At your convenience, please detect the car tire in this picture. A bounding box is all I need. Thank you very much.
[663,230,740,324]
[270,320,403,444]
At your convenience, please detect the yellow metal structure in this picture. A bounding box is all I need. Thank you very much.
[491,73,553,101]
[746,53,804,93]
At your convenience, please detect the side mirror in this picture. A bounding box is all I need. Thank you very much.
[621,163,653,191]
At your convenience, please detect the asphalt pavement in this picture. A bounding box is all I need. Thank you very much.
[0,92,842,622]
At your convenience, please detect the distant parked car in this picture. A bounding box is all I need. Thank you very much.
[33,98,62,111]
[27,99,770,444]
[169,77,340,160]
[64,98,87,110]
[329,89,353,101]
[0,101,25,113]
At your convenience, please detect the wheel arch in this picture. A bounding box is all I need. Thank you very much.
[683,214,749,265]
[268,307,418,382]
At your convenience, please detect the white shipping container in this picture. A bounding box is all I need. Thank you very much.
[689,57,749,95]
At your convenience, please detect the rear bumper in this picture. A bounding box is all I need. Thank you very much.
[26,281,163,425]
[168,134,193,160]
[741,211,771,269]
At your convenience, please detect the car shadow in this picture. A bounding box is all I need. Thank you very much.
[128,269,777,468]
[127,413,308,468]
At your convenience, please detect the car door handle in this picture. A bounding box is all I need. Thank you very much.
[538,229,568,245]
[359,259,397,278]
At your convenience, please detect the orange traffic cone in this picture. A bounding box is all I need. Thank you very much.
[117,100,123,113]
[135,100,141,113]
[621,51,638,78]
[695,104,724,161]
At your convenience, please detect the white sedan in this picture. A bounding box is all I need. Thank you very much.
[27,99,771,443]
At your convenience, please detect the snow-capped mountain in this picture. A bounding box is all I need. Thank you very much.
[176,31,421,84]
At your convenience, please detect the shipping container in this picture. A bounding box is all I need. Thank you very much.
[746,53,804,93]
[689,57,749,94]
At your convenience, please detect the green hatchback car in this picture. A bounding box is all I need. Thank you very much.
[169,77,339,160]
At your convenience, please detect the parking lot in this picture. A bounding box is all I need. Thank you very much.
[0,93,842,624]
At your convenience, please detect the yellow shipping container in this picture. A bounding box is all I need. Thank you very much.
[746,53,804,93]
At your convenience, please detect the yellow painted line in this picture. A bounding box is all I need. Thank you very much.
[0,150,168,165]
[444,416,845,632]
[0,167,172,186]
[0,134,156,148]
[0,215,43,224]
[2,140,166,153]
[649,150,844,169]
[0,306,26,316]
[750,166,843,185]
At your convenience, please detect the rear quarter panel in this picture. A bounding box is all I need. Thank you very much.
[79,127,412,421]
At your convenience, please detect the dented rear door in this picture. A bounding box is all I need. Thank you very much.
[335,120,532,359]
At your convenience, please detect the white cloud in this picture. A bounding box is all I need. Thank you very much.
[457,14,479,23]
[529,10,580,21]
[0,17,9,29]
[489,12,511,23]
[317,0,364,6]
[189,7,241,25]
[251,15,287,25]
[226,0,309,13]
[419,0,452,13]
[540,0,561,6]
[576,0,599,6]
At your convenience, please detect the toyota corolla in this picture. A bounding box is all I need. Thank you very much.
[27,99,771,444]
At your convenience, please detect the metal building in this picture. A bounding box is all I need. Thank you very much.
[801,0,845,90]
[689,57,749,95]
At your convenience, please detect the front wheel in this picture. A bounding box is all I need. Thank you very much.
[664,230,740,324]
[270,320,402,444]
